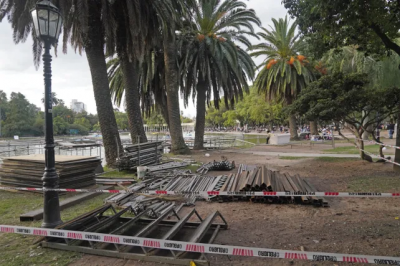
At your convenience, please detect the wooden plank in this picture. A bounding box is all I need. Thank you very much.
[19,186,112,222]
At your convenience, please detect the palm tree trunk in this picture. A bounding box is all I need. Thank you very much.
[287,96,299,140]
[163,32,189,154]
[394,108,400,172]
[288,114,299,140]
[120,57,147,144]
[194,81,207,149]
[310,121,318,135]
[85,3,122,167]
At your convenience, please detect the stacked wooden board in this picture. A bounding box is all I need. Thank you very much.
[0,155,101,189]
[213,164,328,207]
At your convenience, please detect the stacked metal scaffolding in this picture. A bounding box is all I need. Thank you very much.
[41,204,228,265]
[116,141,164,171]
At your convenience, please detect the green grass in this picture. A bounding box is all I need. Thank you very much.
[100,166,137,179]
[314,157,361,163]
[184,164,199,172]
[323,144,395,155]
[347,176,400,192]
[278,156,305,160]
[0,191,111,266]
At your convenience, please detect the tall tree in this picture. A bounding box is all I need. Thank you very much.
[290,72,400,160]
[107,49,170,132]
[3,93,38,136]
[251,17,314,140]
[180,0,260,149]
[283,0,400,170]
[0,0,123,167]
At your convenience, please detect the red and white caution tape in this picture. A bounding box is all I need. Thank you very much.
[0,186,400,198]
[0,225,399,264]
[355,138,400,150]
[359,149,400,167]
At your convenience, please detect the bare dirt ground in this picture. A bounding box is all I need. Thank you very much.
[71,149,400,266]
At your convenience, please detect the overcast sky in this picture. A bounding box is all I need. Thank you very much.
[0,0,287,117]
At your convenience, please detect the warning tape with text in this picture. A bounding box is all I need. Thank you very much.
[0,225,399,264]
[0,186,399,198]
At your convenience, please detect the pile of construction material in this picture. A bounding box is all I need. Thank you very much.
[41,204,227,264]
[212,164,328,207]
[196,159,235,174]
[0,155,100,189]
[105,169,216,209]
[106,163,328,209]
[116,141,163,171]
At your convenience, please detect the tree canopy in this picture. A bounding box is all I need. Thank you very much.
[290,72,400,158]
[283,0,400,57]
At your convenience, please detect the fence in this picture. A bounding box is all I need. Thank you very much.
[0,141,102,160]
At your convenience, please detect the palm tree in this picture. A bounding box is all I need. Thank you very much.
[107,49,170,130]
[41,92,60,106]
[180,0,261,149]
[106,0,190,153]
[251,17,314,140]
[1,0,123,167]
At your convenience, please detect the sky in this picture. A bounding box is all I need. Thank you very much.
[0,0,288,117]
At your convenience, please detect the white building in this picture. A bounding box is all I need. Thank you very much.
[70,99,87,113]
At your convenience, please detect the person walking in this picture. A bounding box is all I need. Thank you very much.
[266,130,271,144]
[388,122,395,139]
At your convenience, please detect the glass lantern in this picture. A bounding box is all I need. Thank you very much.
[31,1,62,43]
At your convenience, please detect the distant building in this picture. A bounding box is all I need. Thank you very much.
[70,99,87,113]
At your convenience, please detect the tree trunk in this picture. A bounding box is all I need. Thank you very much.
[84,3,122,167]
[310,121,318,135]
[120,57,147,144]
[163,32,189,154]
[194,81,206,149]
[287,95,299,140]
[394,111,400,172]
[358,138,365,160]
[288,114,299,140]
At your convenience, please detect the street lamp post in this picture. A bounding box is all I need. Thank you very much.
[31,0,63,228]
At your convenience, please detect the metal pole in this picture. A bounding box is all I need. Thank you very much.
[41,41,62,228]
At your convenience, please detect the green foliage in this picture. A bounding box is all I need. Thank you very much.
[181,116,193,123]
[3,93,38,137]
[291,73,400,130]
[74,117,92,130]
[69,124,89,135]
[92,122,101,132]
[53,116,70,135]
[251,17,315,103]
[283,0,400,57]
[205,88,285,127]
[323,145,395,155]
[206,103,228,127]
[114,111,129,130]
[0,90,98,136]
[33,113,44,135]
[180,0,260,109]
[143,111,166,126]
[53,105,74,124]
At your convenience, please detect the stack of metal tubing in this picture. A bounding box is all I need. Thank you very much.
[213,164,328,207]
[106,164,328,210]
